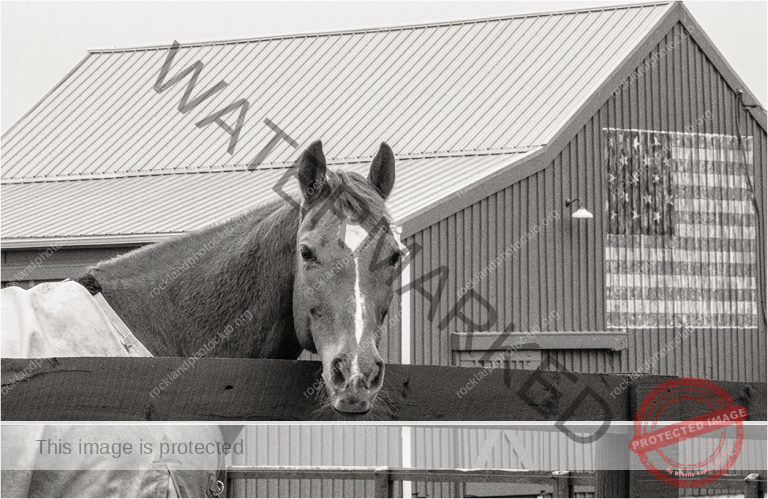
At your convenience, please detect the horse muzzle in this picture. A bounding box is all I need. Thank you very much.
[325,351,384,414]
[330,376,377,414]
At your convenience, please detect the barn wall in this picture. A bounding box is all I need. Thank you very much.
[227,426,601,498]
[0,246,140,288]
[229,426,402,498]
[402,22,767,382]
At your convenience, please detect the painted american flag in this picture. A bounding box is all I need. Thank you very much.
[604,128,757,329]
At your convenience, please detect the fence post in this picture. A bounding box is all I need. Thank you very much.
[595,432,630,497]
[222,468,230,498]
[551,471,572,498]
[373,468,393,498]
[744,473,763,498]
[628,378,677,498]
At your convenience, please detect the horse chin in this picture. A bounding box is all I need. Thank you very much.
[331,396,372,415]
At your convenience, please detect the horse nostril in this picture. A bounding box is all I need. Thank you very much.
[370,359,385,389]
[331,355,347,388]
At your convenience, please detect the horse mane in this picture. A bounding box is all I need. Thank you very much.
[87,167,390,359]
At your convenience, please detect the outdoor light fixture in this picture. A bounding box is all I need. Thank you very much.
[565,198,593,219]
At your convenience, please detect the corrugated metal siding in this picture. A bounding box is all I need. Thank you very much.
[406,170,596,367]
[404,22,766,382]
[1,4,671,180]
[1,153,535,241]
[412,427,460,498]
[229,426,402,498]
[541,350,623,374]
[1,247,140,284]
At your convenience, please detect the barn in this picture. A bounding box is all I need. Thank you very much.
[1,1,765,497]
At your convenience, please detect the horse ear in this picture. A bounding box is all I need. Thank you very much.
[368,142,395,199]
[298,140,327,203]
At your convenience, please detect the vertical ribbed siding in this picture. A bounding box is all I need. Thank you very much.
[404,22,766,382]
[229,426,402,498]
[412,427,460,498]
[408,166,607,367]
[542,350,623,374]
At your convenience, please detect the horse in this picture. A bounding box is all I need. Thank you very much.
[1,141,401,497]
[2,140,402,415]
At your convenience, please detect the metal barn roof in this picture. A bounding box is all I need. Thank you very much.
[0,2,688,245]
[0,151,538,245]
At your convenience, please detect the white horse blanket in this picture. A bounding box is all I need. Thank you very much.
[1,280,150,357]
[1,281,225,498]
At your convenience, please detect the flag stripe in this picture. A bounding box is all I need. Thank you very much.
[605,234,755,252]
[606,261,755,275]
[671,147,753,165]
[606,313,757,329]
[606,300,757,314]
[606,248,755,264]
[676,199,753,214]
[605,274,756,290]
[605,284,758,301]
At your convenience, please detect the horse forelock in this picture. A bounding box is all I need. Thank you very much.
[321,170,391,226]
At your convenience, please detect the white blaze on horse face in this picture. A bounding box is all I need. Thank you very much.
[353,258,366,346]
[342,222,370,347]
[342,222,370,253]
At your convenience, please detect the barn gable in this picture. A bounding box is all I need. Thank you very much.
[405,6,766,383]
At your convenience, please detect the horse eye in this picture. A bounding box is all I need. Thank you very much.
[389,252,401,266]
[300,246,315,261]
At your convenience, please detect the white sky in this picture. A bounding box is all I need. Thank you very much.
[1,0,766,134]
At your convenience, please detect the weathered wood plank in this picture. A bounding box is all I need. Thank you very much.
[4,359,765,421]
[2,358,631,421]
[630,376,767,421]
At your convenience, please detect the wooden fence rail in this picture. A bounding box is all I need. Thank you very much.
[2,358,765,421]
[224,466,766,498]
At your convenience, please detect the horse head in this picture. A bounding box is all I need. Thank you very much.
[292,140,402,414]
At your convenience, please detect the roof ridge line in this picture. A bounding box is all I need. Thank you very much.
[87,2,673,54]
[1,147,545,184]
